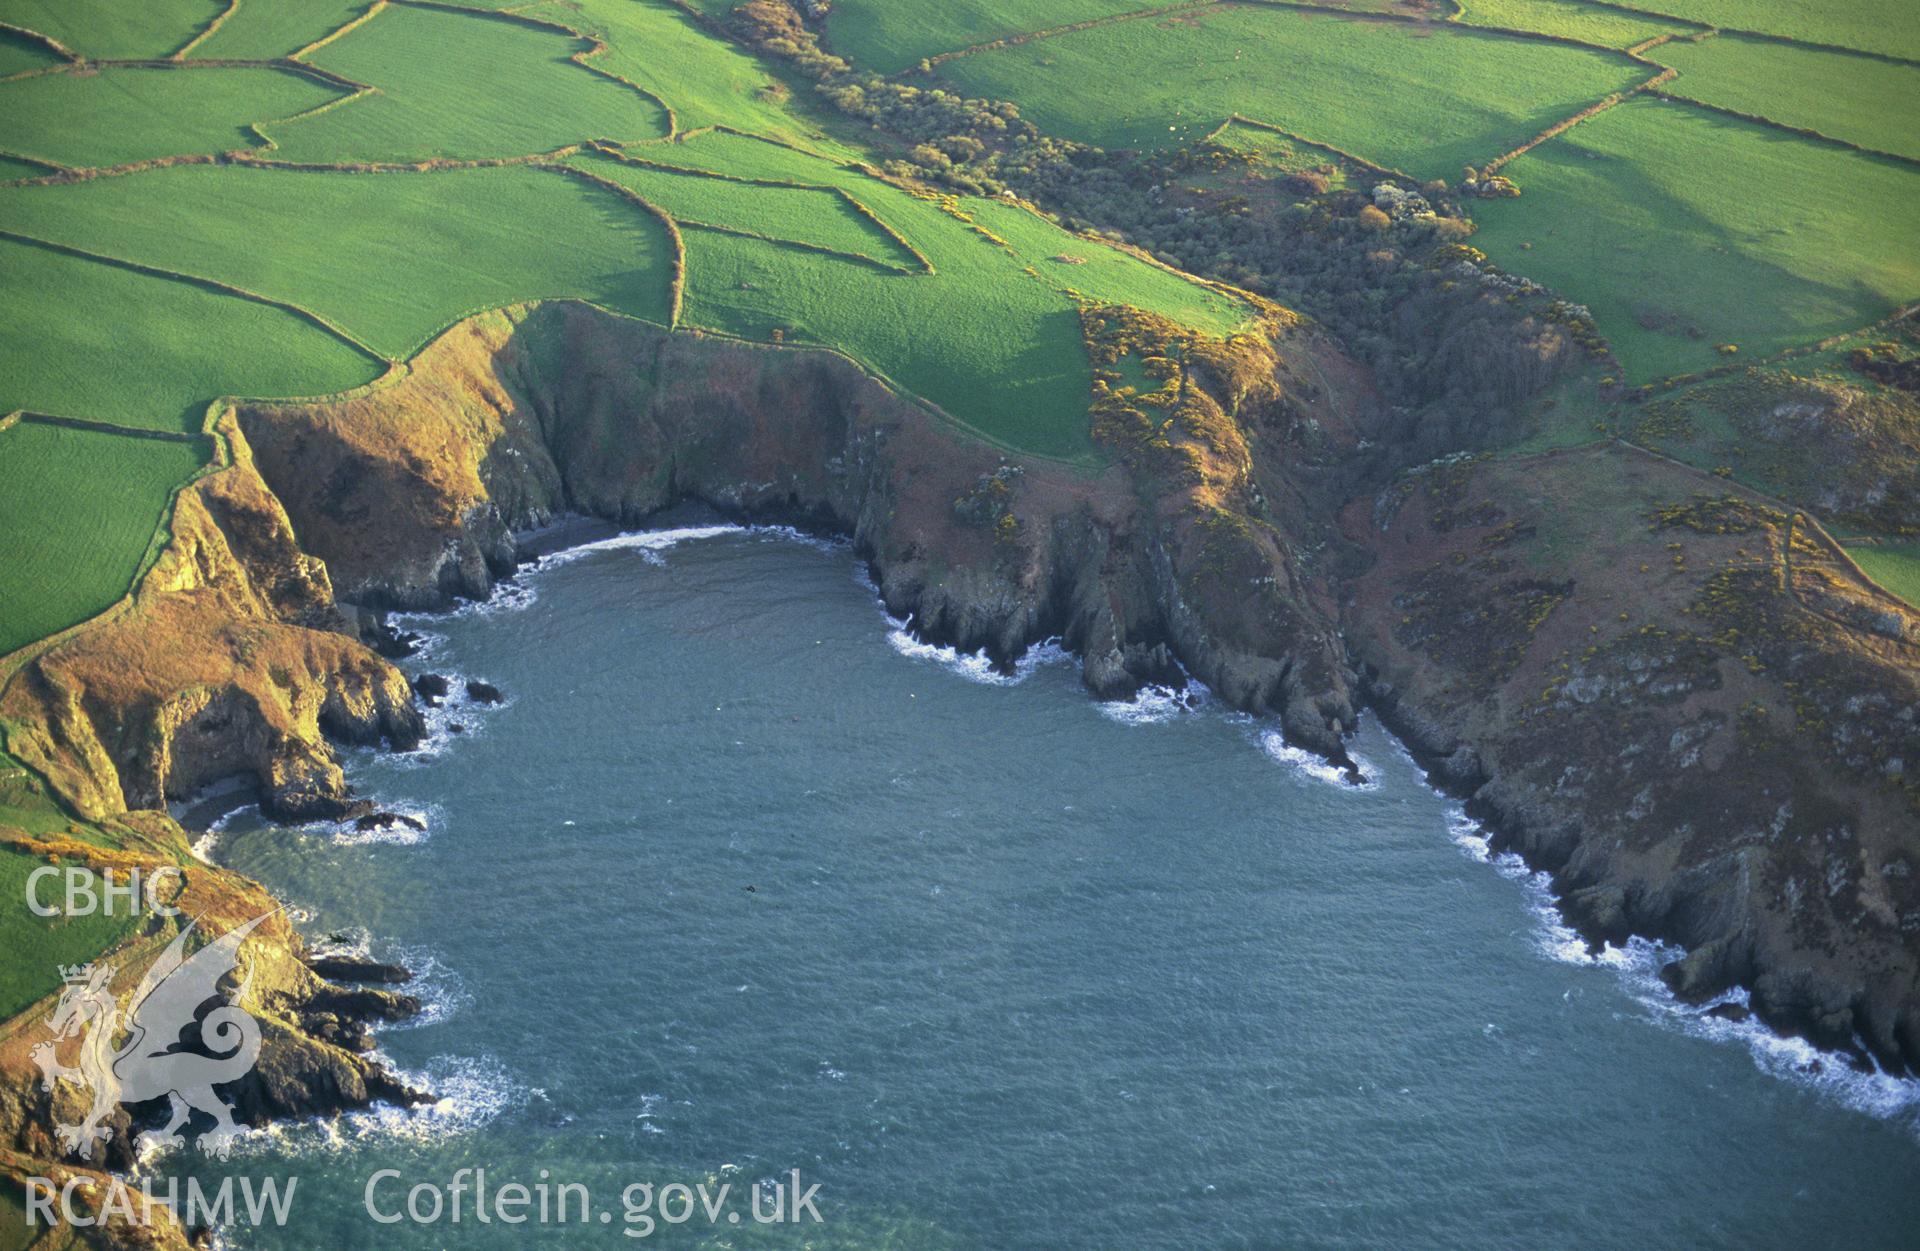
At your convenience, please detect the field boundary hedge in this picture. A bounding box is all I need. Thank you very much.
[585,141,935,274]
[172,0,240,59]
[536,161,686,327]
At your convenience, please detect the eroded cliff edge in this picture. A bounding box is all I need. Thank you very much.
[1,294,1916,1213]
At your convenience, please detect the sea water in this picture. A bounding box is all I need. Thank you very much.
[166,526,1920,1248]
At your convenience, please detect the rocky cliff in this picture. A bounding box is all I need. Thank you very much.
[2,293,1917,1235]
[1344,444,1920,1071]
[235,301,1376,758]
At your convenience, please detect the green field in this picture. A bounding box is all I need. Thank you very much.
[0,420,209,655]
[1471,98,1920,381]
[0,163,678,357]
[933,4,1648,178]
[0,235,383,431]
[519,0,804,138]
[1846,541,1920,609]
[263,2,669,162]
[1651,34,1920,161]
[191,0,367,59]
[1454,0,1696,47]
[0,26,61,75]
[1623,0,1920,60]
[0,0,218,59]
[823,0,1150,74]
[0,65,345,169]
[574,149,925,269]
[0,848,141,1021]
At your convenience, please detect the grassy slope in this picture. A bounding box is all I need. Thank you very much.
[0,0,218,59]
[264,2,669,162]
[0,26,60,75]
[0,163,677,357]
[193,0,368,58]
[1471,98,1920,381]
[824,0,1152,74]
[0,235,382,431]
[635,127,1252,455]
[933,4,1646,179]
[0,65,345,168]
[0,848,140,1021]
[1454,0,1695,47]
[0,422,209,655]
[1651,34,1920,161]
[1623,0,1920,60]
[573,149,925,268]
[1846,542,1920,610]
[522,0,802,138]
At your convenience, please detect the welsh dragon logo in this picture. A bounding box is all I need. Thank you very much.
[30,912,272,1161]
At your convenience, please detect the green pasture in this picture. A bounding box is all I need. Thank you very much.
[824,0,1150,75]
[573,149,924,268]
[1652,34,1920,161]
[0,420,209,656]
[1471,97,1920,381]
[192,0,367,59]
[932,4,1648,179]
[521,0,801,138]
[1621,0,1920,60]
[0,0,218,60]
[1453,0,1695,48]
[1845,541,1920,609]
[0,25,61,75]
[0,848,142,1021]
[0,163,677,357]
[264,2,668,162]
[683,226,1096,458]
[0,65,344,168]
[636,128,871,185]
[0,235,382,431]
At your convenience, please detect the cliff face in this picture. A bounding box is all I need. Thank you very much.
[1344,444,1920,1071]
[4,290,1917,1211]
[237,302,1378,756]
[0,814,421,1247]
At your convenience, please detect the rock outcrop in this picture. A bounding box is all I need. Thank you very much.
[237,301,1379,756]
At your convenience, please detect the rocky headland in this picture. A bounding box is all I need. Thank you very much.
[2,295,1917,1243]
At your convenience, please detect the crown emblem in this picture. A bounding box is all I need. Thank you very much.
[58,964,94,985]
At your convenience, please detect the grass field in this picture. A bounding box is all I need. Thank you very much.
[0,25,61,75]
[0,235,383,431]
[519,0,803,138]
[192,0,367,59]
[1845,541,1920,609]
[0,421,209,655]
[0,0,217,59]
[264,2,669,162]
[0,163,678,357]
[1623,0,1920,60]
[572,149,925,269]
[1651,34,1920,161]
[665,140,1252,456]
[823,0,1151,75]
[933,4,1648,179]
[1453,0,1696,47]
[1469,98,1920,381]
[0,65,345,169]
[0,847,140,1021]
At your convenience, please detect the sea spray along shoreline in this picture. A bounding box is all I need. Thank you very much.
[136,525,1918,1248]
[188,521,1920,1150]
